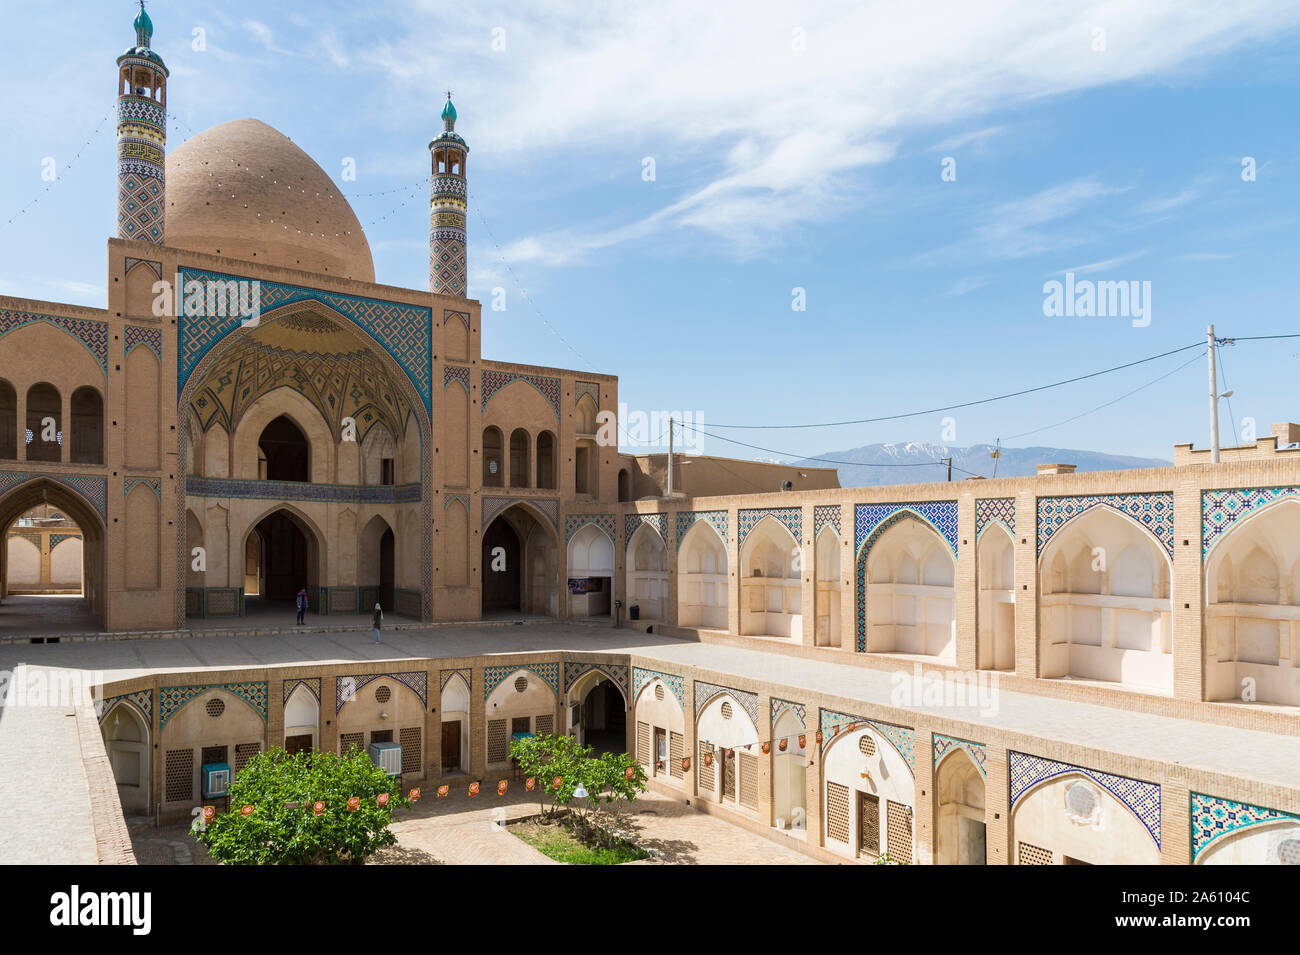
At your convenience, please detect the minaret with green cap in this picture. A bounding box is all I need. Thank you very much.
[116,2,169,244]
[428,92,468,295]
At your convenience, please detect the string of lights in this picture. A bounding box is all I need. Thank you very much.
[3,108,116,228]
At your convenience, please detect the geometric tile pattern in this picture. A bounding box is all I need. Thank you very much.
[480,370,561,419]
[482,496,559,533]
[854,502,958,652]
[1202,486,1300,557]
[95,688,153,726]
[770,697,807,729]
[738,507,802,547]
[124,477,161,498]
[632,667,685,709]
[933,734,987,777]
[1009,750,1161,848]
[0,473,108,523]
[675,510,728,551]
[123,257,162,281]
[575,380,600,407]
[443,364,470,392]
[813,504,841,538]
[282,677,322,707]
[624,513,668,550]
[564,513,616,545]
[975,497,1016,539]
[482,663,560,701]
[818,708,916,772]
[1190,792,1298,862]
[0,307,109,373]
[334,671,429,714]
[1037,492,1174,559]
[124,324,162,360]
[563,661,630,703]
[186,476,421,506]
[177,267,433,409]
[159,682,269,728]
[855,501,959,556]
[439,667,472,694]
[693,681,759,729]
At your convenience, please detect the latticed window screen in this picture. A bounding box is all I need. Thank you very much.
[698,742,715,792]
[371,729,394,745]
[399,726,422,775]
[826,782,851,844]
[636,721,651,766]
[669,732,684,779]
[860,792,880,853]
[233,743,260,774]
[535,713,554,736]
[886,800,913,863]
[488,719,509,763]
[1018,841,1054,865]
[738,752,758,808]
[165,749,193,803]
[339,732,364,756]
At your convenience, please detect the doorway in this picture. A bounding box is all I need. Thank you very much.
[441,720,462,771]
[285,734,313,757]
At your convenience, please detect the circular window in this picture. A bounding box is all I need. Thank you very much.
[858,736,876,757]
[514,676,528,693]
[720,701,733,720]
[374,685,391,704]
[1065,781,1099,820]
[1277,839,1300,865]
[205,698,225,719]
[654,684,665,702]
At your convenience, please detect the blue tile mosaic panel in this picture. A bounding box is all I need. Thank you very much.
[1191,792,1298,861]
[1202,486,1300,557]
[1009,750,1161,848]
[1037,492,1174,559]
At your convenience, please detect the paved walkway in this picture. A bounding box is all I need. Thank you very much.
[0,593,98,635]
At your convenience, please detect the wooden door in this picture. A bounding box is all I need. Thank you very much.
[441,720,461,770]
[859,792,880,854]
[285,734,312,756]
[722,750,736,800]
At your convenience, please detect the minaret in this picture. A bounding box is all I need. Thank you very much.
[116,3,168,244]
[428,93,469,296]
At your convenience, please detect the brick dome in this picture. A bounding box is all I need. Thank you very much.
[165,118,374,282]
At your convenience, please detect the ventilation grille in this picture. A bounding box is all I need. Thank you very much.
[375,685,392,703]
[514,676,528,693]
[487,719,508,763]
[1018,841,1053,865]
[721,701,733,720]
[655,684,665,702]
[886,800,913,863]
[535,713,554,736]
[339,732,363,756]
[859,735,876,757]
[233,742,260,774]
[826,781,850,844]
[165,749,193,803]
[669,732,684,779]
[738,752,758,809]
[400,726,422,775]
[205,698,225,718]
[636,721,650,766]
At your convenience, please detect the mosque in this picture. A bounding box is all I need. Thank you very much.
[1,9,1299,866]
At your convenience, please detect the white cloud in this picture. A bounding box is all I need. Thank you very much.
[1055,249,1150,275]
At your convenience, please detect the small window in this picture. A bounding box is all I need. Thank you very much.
[374,685,392,704]
[381,458,395,485]
[206,698,225,719]
[514,676,528,693]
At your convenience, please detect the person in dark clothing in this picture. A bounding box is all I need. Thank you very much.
[295,587,308,625]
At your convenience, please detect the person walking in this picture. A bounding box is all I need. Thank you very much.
[295,587,308,625]
[371,602,383,643]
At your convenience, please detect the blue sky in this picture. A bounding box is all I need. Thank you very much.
[2,0,1299,467]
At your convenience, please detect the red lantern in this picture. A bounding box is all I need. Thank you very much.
[240,805,254,817]
[799,734,807,749]
[815,730,823,745]
[552,776,563,791]
[681,756,691,772]
[312,800,325,816]
[202,805,215,823]
[726,749,734,759]
[761,742,771,755]
[497,780,508,796]
[409,788,422,802]
[436,785,450,798]
[346,796,360,812]
[779,738,788,752]
[704,752,714,767]
[469,782,480,797]
[525,777,537,791]
[624,766,636,781]
[377,793,390,809]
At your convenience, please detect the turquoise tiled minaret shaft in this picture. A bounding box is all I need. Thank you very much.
[116,3,168,244]
[428,94,469,296]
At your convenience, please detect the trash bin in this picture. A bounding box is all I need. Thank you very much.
[629,604,640,621]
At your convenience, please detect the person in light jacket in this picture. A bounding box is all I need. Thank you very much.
[372,602,383,643]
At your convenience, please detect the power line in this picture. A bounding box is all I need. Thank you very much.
[703,340,1207,429]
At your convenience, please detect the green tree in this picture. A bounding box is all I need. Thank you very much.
[192,746,410,865]
[508,734,647,826]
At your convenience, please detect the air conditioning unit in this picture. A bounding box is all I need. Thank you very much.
[202,762,231,798]
[369,742,402,777]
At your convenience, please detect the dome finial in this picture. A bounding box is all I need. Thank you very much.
[133,0,154,48]
[441,90,457,131]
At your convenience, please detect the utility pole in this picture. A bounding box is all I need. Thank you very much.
[1208,324,1221,464]
[665,415,676,496]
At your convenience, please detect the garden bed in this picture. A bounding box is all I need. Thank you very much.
[508,812,650,865]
